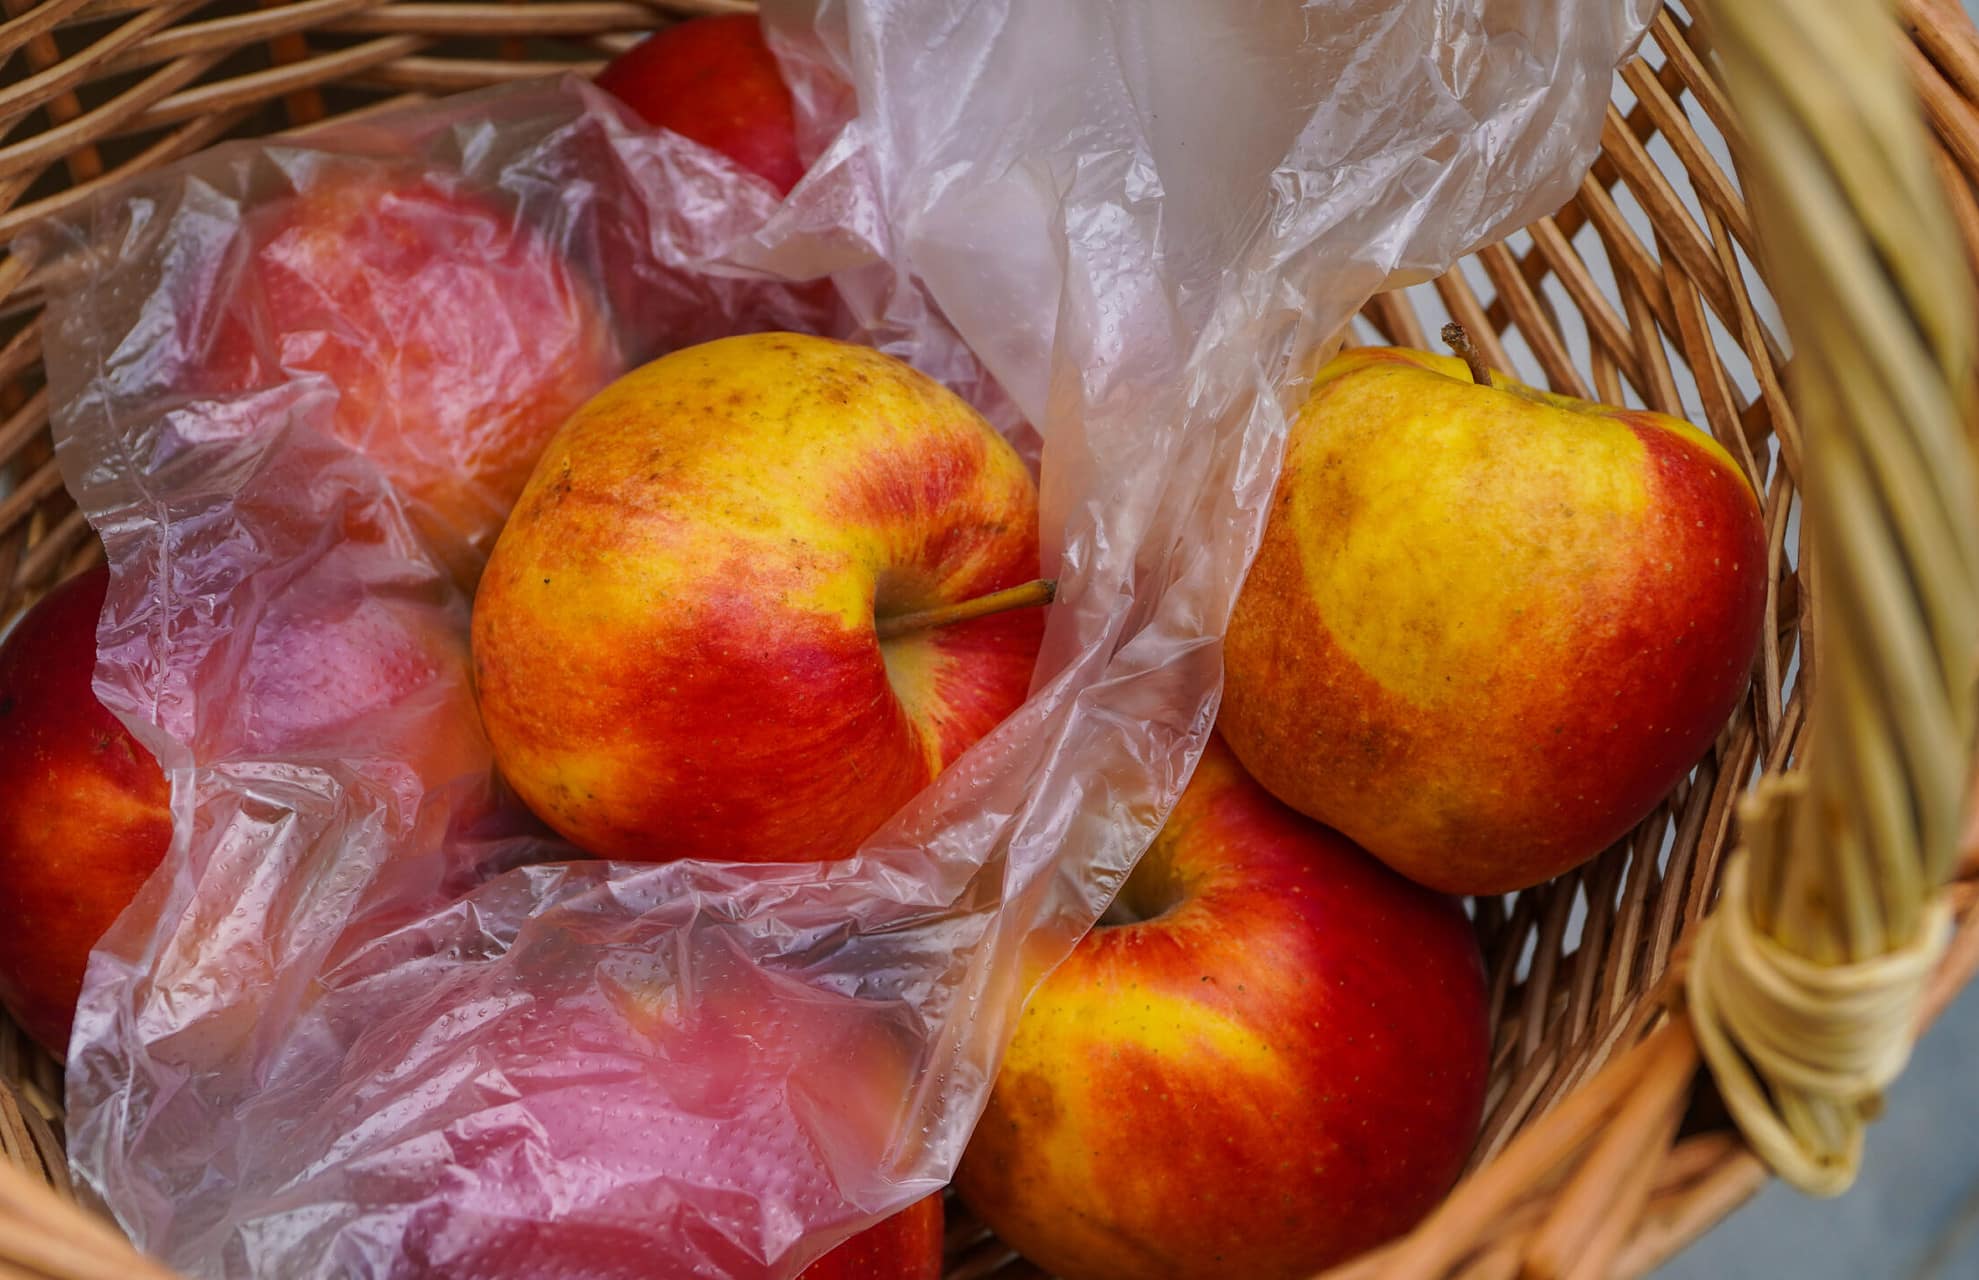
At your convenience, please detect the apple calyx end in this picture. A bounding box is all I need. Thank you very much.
[874,577,1057,642]
[1439,322,1495,389]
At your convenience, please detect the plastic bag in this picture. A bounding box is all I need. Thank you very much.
[34,2,1652,1276]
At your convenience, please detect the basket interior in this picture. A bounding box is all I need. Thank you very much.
[1,1,1949,1276]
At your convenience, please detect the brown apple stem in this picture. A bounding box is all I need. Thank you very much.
[875,578,1058,641]
[1440,321,1495,388]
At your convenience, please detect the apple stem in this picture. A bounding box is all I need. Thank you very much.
[1440,322,1495,388]
[875,578,1058,641]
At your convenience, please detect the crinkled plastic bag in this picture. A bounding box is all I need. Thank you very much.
[34,2,1652,1276]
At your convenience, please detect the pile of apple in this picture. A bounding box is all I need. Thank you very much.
[0,15,1767,1280]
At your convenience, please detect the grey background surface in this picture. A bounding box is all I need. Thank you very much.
[1655,996,1979,1278]
[1650,2,1979,1275]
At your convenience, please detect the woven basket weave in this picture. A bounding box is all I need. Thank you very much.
[2,2,1976,1278]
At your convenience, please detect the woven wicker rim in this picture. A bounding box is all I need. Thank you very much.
[1,2,1976,1278]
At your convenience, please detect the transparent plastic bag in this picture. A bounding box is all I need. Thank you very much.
[34,2,1652,1276]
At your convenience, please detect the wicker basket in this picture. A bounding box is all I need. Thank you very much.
[2,2,1976,1278]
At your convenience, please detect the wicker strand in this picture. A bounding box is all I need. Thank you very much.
[0,1156,177,1280]
[1684,0,1979,1197]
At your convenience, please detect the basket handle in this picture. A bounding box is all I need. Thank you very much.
[1683,0,1979,1197]
[1362,3,1978,1276]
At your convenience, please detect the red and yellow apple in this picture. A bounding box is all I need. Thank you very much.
[472,332,1044,864]
[801,1195,942,1280]
[0,566,171,1055]
[598,14,806,196]
[955,735,1489,1280]
[199,164,621,566]
[1221,346,1767,895]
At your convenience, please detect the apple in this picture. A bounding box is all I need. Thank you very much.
[0,558,487,1055]
[221,583,484,791]
[1220,343,1767,895]
[956,735,1488,1277]
[955,735,1489,1280]
[0,566,171,1055]
[403,1194,942,1280]
[598,14,805,196]
[471,332,1046,864]
[592,13,838,355]
[197,163,622,569]
[374,935,934,1279]
[801,1195,942,1280]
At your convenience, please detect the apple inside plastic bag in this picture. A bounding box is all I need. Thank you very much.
[32,1,1652,1276]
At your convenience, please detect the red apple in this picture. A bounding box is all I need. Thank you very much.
[0,559,487,1056]
[404,1188,941,1280]
[380,939,932,1279]
[592,13,838,356]
[471,333,1045,864]
[198,164,622,569]
[801,1195,942,1280]
[223,585,484,791]
[0,566,171,1055]
[955,735,1490,1280]
[598,14,804,195]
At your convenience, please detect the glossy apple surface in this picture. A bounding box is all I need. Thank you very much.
[801,1194,942,1280]
[598,14,804,195]
[1221,347,1767,894]
[199,164,621,568]
[956,735,1489,1280]
[0,567,170,1055]
[472,333,1042,864]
